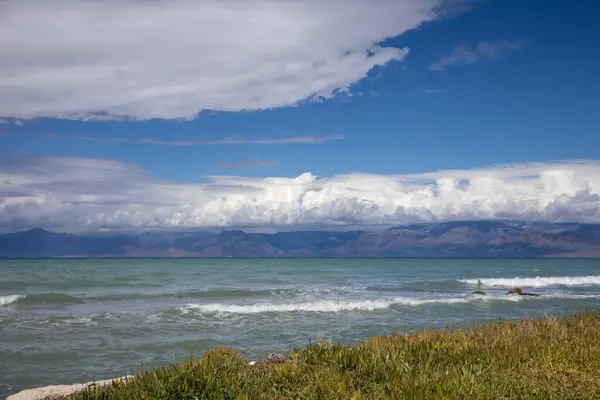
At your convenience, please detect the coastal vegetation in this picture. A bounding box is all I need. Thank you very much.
[75,310,600,399]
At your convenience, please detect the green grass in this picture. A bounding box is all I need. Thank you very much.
[75,310,600,399]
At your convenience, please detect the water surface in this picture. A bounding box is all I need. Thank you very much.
[2,258,600,396]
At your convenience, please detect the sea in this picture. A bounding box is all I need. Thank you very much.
[2,258,600,397]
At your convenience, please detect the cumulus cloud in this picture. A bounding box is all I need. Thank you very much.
[19,131,345,146]
[430,40,526,70]
[1,156,599,232]
[216,160,278,168]
[0,0,442,120]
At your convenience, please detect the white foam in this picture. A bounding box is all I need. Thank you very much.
[461,276,600,288]
[544,293,600,300]
[47,315,100,327]
[0,294,25,306]
[468,292,600,302]
[469,293,525,303]
[181,296,471,314]
[67,316,98,327]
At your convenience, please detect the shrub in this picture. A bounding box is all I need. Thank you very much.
[76,310,600,399]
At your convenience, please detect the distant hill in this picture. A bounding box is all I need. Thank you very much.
[1,221,600,258]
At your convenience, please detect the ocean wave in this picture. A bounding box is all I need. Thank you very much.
[180,296,471,314]
[0,293,84,307]
[365,285,401,293]
[87,286,360,302]
[543,293,600,300]
[461,276,600,288]
[0,294,25,306]
[47,315,98,327]
[90,288,284,302]
[177,290,600,315]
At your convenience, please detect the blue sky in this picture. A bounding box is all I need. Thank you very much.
[0,0,599,232]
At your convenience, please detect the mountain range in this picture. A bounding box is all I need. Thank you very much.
[2,221,600,258]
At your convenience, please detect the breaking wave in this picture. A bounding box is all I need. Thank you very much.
[0,293,84,307]
[0,294,25,306]
[178,290,600,315]
[461,276,600,288]
[180,296,472,314]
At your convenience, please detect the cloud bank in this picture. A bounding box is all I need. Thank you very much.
[430,40,526,70]
[0,0,441,120]
[1,156,599,232]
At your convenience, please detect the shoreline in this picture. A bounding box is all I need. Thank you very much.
[7,376,133,400]
[8,310,600,399]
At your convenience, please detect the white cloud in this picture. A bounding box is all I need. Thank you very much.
[0,118,22,125]
[0,0,441,120]
[1,156,599,232]
[422,89,447,94]
[430,40,526,70]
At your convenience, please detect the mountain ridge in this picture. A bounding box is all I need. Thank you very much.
[1,221,600,258]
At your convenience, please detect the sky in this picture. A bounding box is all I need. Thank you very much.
[0,0,599,232]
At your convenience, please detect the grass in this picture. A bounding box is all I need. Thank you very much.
[75,310,600,399]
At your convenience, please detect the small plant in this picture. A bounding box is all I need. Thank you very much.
[75,310,600,399]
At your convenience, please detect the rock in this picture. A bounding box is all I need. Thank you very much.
[267,352,286,364]
[472,291,486,295]
[8,376,133,400]
[506,287,540,296]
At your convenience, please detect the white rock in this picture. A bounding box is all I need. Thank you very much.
[8,376,133,400]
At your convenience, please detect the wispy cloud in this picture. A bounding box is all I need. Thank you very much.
[422,89,447,94]
[71,133,345,145]
[3,131,345,146]
[0,119,8,124]
[216,159,278,168]
[430,40,527,71]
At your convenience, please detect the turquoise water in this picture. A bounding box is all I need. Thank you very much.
[2,258,600,396]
